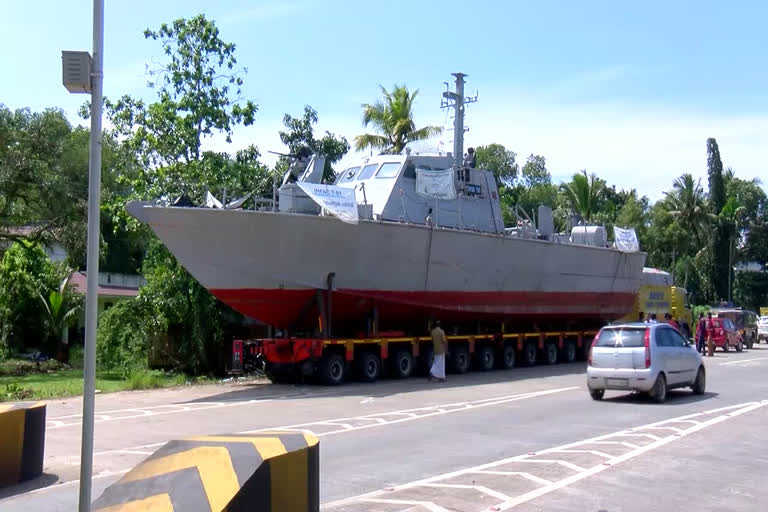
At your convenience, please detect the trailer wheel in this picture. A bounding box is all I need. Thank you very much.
[499,343,516,369]
[318,354,346,386]
[390,350,413,379]
[449,345,470,374]
[560,341,577,363]
[474,345,495,371]
[543,342,558,365]
[522,342,538,366]
[355,352,381,382]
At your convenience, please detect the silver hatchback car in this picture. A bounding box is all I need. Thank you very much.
[587,322,705,403]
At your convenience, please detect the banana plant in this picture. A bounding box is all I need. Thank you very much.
[39,274,81,352]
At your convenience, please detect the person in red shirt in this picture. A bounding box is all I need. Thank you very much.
[665,313,680,331]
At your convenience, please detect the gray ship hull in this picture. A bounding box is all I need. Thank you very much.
[128,204,647,332]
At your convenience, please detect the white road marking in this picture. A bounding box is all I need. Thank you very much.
[44,389,342,429]
[362,498,450,512]
[553,449,613,459]
[720,357,768,366]
[35,385,579,492]
[242,387,578,437]
[422,483,511,501]
[322,400,768,511]
[473,471,552,486]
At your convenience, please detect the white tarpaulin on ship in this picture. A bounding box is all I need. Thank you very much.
[416,168,456,199]
[297,183,359,224]
[614,226,640,252]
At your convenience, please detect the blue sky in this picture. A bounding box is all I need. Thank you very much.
[2,0,767,199]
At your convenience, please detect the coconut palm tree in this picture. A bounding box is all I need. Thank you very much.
[39,274,81,361]
[560,170,605,224]
[664,174,715,247]
[354,85,442,154]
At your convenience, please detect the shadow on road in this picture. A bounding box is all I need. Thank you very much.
[0,473,60,500]
[181,361,589,404]
[602,390,719,406]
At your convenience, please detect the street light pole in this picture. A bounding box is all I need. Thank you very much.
[78,1,104,510]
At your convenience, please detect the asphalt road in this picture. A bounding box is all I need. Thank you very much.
[2,344,768,511]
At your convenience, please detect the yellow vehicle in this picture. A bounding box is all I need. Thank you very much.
[760,307,768,317]
[621,268,693,338]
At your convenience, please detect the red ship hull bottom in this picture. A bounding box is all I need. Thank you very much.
[210,288,636,333]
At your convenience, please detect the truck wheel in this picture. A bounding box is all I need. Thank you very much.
[474,345,495,371]
[390,350,413,379]
[318,354,346,386]
[499,343,516,369]
[746,339,753,350]
[736,342,743,352]
[522,342,538,366]
[265,363,294,384]
[560,341,577,363]
[543,342,558,365]
[589,389,604,401]
[449,345,470,374]
[355,352,381,382]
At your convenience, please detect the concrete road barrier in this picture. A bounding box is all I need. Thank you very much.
[92,431,319,512]
[0,401,46,487]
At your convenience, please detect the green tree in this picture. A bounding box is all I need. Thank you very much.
[354,85,442,154]
[0,106,88,248]
[0,242,68,357]
[707,137,729,300]
[560,170,606,224]
[278,106,350,183]
[103,14,262,206]
[474,144,518,187]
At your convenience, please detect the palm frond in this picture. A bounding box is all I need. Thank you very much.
[354,133,391,152]
[409,125,443,141]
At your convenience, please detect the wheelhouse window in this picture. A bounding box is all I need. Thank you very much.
[375,162,402,179]
[340,166,361,182]
[356,163,380,180]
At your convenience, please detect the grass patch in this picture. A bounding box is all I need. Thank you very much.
[0,367,214,402]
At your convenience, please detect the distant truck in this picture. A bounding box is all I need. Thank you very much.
[760,307,768,317]
[620,268,693,339]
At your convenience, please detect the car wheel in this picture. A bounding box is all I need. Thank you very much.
[692,367,706,395]
[723,343,729,352]
[650,374,667,403]
[736,342,743,353]
[590,389,605,401]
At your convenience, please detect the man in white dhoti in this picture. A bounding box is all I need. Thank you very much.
[429,320,447,382]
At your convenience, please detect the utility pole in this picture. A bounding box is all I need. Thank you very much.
[61,1,104,510]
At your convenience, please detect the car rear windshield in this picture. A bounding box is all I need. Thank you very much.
[595,328,646,348]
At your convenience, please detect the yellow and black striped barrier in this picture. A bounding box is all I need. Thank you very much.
[0,401,46,487]
[93,431,319,512]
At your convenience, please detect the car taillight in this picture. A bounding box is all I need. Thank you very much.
[588,331,601,366]
[644,328,651,368]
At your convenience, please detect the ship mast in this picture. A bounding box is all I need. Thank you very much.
[441,72,477,167]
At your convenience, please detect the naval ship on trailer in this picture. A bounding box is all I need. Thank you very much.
[126,73,647,335]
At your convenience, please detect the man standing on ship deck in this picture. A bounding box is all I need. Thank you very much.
[429,320,448,382]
